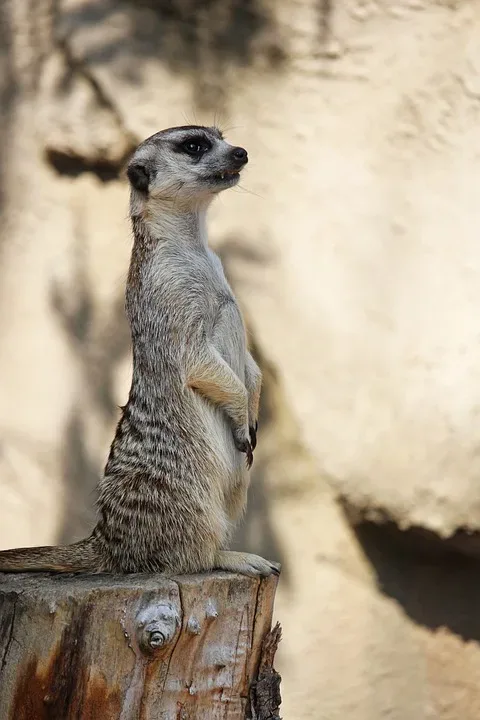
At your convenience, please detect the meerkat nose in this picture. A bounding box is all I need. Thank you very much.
[231,147,248,166]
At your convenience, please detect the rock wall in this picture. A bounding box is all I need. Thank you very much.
[2,1,480,717]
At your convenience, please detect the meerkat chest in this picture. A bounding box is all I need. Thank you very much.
[149,244,245,359]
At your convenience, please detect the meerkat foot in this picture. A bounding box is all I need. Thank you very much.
[249,420,258,451]
[233,431,254,469]
[214,550,280,577]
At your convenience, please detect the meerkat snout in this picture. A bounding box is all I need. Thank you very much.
[231,146,248,166]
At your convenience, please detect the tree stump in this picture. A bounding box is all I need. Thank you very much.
[0,571,281,719]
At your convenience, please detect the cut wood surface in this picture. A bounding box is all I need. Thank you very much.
[0,571,280,719]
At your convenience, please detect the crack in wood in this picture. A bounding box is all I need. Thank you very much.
[0,594,17,676]
[158,580,184,698]
[250,623,282,720]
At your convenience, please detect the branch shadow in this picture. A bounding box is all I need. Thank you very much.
[59,0,288,109]
[50,220,131,543]
[57,410,99,542]
[0,3,18,222]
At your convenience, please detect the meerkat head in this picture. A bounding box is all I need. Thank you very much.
[127,125,248,216]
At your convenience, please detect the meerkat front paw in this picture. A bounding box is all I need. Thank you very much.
[232,429,254,469]
[215,550,280,577]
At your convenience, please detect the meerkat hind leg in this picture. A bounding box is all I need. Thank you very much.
[214,549,280,577]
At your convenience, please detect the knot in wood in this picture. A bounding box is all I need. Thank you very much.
[148,630,165,649]
[135,601,180,655]
[187,616,201,635]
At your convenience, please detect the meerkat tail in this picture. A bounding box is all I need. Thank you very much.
[0,536,100,573]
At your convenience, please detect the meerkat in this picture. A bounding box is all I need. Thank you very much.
[0,125,278,578]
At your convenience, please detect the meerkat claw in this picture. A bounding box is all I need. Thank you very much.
[249,421,258,451]
[242,441,254,469]
[215,551,281,577]
[234,435,254,469]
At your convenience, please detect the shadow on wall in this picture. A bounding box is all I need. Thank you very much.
[50,220,131,543]
[217,233,316,588]
[58,0,288,109]
[0,1,18,224]
[353,516,480,643]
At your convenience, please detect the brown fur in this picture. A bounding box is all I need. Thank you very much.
[0,126,277,578]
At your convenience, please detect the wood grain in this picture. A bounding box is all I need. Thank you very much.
[0,571,280,719]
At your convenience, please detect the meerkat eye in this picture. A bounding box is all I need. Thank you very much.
[181,139,210,156]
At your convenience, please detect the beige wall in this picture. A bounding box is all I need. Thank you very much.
[2,1,480,717]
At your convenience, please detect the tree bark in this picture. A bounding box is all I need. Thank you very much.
[0,570,280,719]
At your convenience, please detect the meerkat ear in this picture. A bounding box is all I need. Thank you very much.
[127,162,150,193]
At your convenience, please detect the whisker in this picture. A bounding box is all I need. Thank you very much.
[234,184,265,200]
[221,124,244,134]
[181,109,199,126]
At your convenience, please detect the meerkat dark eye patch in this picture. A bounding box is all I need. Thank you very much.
[177,137,211,157]
[127,163,150,193]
